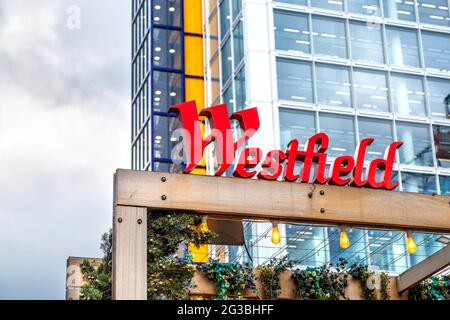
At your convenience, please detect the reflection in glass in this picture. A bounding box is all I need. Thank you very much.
[397,122,433,167]
[433,125,450,168]
[328,227,367,265]
[358,118,394,161]
[347,0,381,16]
[391,73,426,116]
[274,10,310,54]
[422,31,450,73]
[312,16,347,59]
[386,26,420,68]
[153,0,181,26]
[233,20,244,65]
[235,67,246,111]
[232,0,242,21]
[153,29,182,70]
[276,58,313,103]
[153,161,184,173]
[368,230,408,273]
[353,69,389,112]
[418,0,450,27]
[152,71,182,112]
[221,38,233,84]
[383,0,416,21]
[219,0,231,40]
[277,0,307,5]
[319,113,356,157]
[402,172,436,194]
[285,224,327,267]
[223,84,234,114]
[349,21,384,64]
[310,0,344,11]
[409,233,445,266]
[316,64,351,108]
[427,77,450,119]
[440,175,450,195]
[279,109,316,148]
[153,115,181,159]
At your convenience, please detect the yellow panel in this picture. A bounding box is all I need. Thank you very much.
[184,0,203,34]
[185,77,204,110]
[185,36,204,77]
[189,243,209,263]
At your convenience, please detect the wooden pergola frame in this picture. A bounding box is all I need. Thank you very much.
[112,169,450,300]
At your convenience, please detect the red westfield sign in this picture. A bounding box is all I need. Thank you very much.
[169,101,403,190]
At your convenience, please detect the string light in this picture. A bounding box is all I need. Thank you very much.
[406,230,417,254]
[198,216,209,232]
[339,226,350,249]
[271,221,281,245]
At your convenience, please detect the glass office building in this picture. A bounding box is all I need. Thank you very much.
[133,0,450,273]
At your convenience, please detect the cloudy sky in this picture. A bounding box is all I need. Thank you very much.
[0,0,130,299]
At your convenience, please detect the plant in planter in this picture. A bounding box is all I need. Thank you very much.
[257,257,293,299]
[291,258,348,300]
[409,276,450,300]
[348,263,377,300]
[379,272,390,300]
[199,260,256,300]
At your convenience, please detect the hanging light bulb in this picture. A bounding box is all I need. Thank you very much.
[271,221,281,245]
[339,226,350,249]
[406,230,417,254]
[198,216,209,232]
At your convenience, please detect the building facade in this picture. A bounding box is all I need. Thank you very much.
[132,0,450,273]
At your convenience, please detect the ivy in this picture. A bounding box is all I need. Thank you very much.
[199,260,256,300]
[348,263,377,300]
[379,272,390,300]
[257,257,293,299]
[291,258,348,300]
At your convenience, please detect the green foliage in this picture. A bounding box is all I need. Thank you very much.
[257,257,293,299]
[79,229,112,300]
[291,258,348,300]
[348,263,377,300]
[409,276,450,300]
[147,212,217,300]
[199,260,256,300]
[379,272,390,300]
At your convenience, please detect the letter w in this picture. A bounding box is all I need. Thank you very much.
[169,100,260,176]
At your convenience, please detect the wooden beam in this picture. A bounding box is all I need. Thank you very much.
[115,169,450,232]
[397,245,450,292]
[112,205,147,300]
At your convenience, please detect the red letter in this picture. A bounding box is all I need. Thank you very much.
[283,139,301,182]
[257,150,286,180]
[367,141,403,190]
[351,138,374,187]
[301,133,329,184]
[329,156,355,186]
[233,147,262,178]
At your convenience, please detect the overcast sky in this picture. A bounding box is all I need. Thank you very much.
[0,0,130,299]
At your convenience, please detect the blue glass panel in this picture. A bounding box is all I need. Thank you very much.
[358,118,394,161]
[418,0,450,27]
[391,73,427,116]
[274,10,310,54]
[433,125,450,168]
[312,15,347,59]
[276,58,313,103]
[279,108,316,148]
[383,0,416,21]
[319,113,356,157]
[422,31,450,73]
[349,21,384,64]
[316,63,351,108]
[402,172,436,194]
[386,26,420,68]
[353,69,390,113]
[347,0,381,16]
[396,122,434,167]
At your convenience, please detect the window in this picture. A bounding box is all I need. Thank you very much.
[396,122,434,167]
[427,77,450,119]
[440,175,450,195]
[402,172,436,194]
[391,73,426,116]
[386,26,420,68]
[277,0,307,5]
[310,0,344,11]
[279,109,316,148]
[221,38,233,84]
[274,10,310,54]
[153,0,181,26]
[418,0,450,27]
[383,0,416,22]
[358,118,394,161]
[422,31,450,73]
[312,15,347,59]
[153,29,182,70]
[433,125,450,168]
[315,64,351,108]
[233,20,244,66]
[286,225,327,267]
[319,113,356,157]
[235,67,246,111]
[347,0,381,16]
[409,233,445,266]
[153,161,184,173]
[353,69,390,113]
[223,84,234,114]
[276,58,313,103]
[327,227,367,265]
[368,230,408,273]
[219,0,231,40]
[232,0,242,21]
[153,115,181,159]
[349,21,384,64]
[152,71,182,112]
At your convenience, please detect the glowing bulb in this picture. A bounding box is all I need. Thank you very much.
[406,231,417,254]
[198,216,209,232]
[339,226,350,249]
[271,222,281,245]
